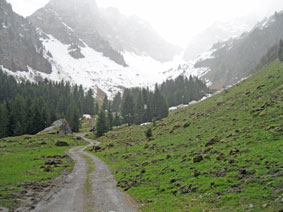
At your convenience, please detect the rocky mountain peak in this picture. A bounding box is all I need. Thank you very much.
[0,0,51,73]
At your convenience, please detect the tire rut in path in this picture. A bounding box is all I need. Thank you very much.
[30,134,138,212]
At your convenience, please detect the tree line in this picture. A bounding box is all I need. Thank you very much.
[96,85,169,137]
[0,69,96,138]
[96,75,208,137]
[160,75,209,107]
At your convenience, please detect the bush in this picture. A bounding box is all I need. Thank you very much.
[145,128,152,139]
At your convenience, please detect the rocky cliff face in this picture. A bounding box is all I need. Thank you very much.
[0,0,51,73]
[183,20,252,61]
[29,0,181,65]
[194,12,283,89]
[29,0,127,66]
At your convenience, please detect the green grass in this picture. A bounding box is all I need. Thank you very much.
[92,60,283,211]
[0,132,86,209]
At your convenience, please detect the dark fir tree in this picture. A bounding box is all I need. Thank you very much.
[0,102,9,138]
[121,92,135,126]
[102,95,109,111]
[0,68,96,138]
[107,105,113,130]
[135,91,145,124]
[112,92,122,112]
[95,102,99,115]
[96,109,107,137]
[113,113,121,126]
[278,40,283,61]
[84,89,95,115]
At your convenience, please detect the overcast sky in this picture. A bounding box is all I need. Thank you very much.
[7,0,283,46]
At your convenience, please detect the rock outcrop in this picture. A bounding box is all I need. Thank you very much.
[0,0,52,73]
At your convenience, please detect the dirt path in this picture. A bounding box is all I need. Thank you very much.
[31,134,138,212]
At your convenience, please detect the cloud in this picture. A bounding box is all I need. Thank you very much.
[6,0,283,45]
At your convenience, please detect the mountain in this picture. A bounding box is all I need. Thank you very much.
[29,0,127,66]
[195,12,283,89]
[165,12,283,90]
[0,0,51,74]
[0,0,182,97]
[99,7,181,62]
[183,20,253,61]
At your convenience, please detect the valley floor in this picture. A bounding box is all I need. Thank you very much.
[31,134,138,212]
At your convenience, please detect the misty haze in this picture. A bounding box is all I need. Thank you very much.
[0,0,282,211]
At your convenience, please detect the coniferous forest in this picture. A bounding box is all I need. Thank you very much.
[96,75,209,136]
[160,75,209,107]
[0,69,96,138]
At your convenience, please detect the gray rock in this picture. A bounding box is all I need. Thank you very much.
[55,141,69,147]
[41,119,72,134]
[0,206,9,212]
[193,155,204,163]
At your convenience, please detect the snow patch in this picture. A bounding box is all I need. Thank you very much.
[83,114,92,119]
[140,122,151,126]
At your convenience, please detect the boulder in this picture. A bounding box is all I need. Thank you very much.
[230,148,240,155]
[193,155,203,163]
[55,141,69,147]
[205,137,220,147]
[59,120,72,134]
[41,119,72,134]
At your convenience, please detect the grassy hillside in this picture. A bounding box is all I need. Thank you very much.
[93,60,283,211]
[0,132,86,209]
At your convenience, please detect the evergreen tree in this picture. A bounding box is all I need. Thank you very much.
[96,109,107,137]
[72,106,80,132]
[112,92,122,112]
[66,104,81,132]
[84,89,95,115]
[278,40,283,61]
[113,113,121,126]
[0,103,9,138]
[27,98,46,135]
[135,92,145,124]
[102,95,108,111]
[0,69,96,137]
[10,95,26,136]
[121,93,135,126]
[107,105,113,130]
[95,102,99,115]
[153,84,168,120]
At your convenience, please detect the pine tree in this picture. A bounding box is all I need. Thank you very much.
[95,102,99,115]
[27,98,45,134]
[72,106,80,132]
[112,92,122,112]
[152,84,168,120]
[102,95,108,111]
[0,103,9,138]
[10,95,26,136]
[96,109,107,137]
[107,105,113,130]
[135,92,145,124]
[113,113,121,126]
[84,89,95,115]
[278,40,283,61]
[121,93,135,126]
[66,104,80,132]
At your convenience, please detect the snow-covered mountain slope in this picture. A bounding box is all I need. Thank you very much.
[2,31,177,98]
[167,12,283,90]
[183,19,254,61]
[1,0,183,98]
